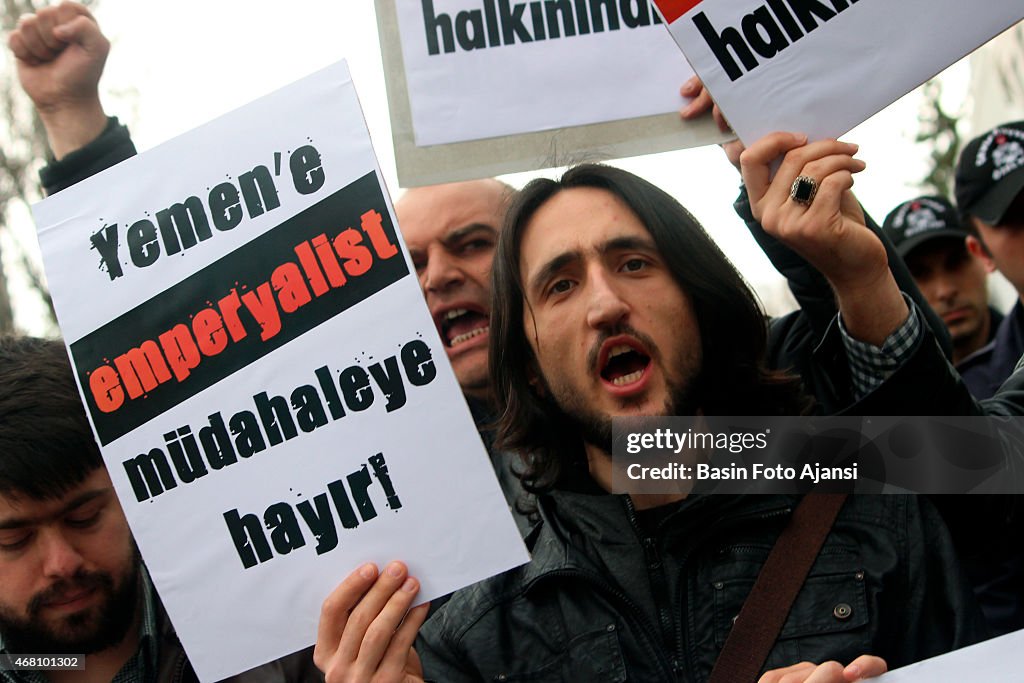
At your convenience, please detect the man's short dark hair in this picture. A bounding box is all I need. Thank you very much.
[0,336,103,500]
[489,164,808,493]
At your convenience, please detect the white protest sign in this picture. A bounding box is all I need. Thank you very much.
[32,61,528,682]
[653,0,1024,145]
[875,629,1024,681]
[393,0,696,146]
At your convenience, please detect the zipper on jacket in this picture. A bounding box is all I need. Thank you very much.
[624,495,686,676]
[678,504,794,682]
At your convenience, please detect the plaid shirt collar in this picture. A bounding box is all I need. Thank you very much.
[0,565,160,683]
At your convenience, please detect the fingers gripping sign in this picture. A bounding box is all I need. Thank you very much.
[316,562,430,683]
[758,655,888,683]
[679,76,743,169]
[679,75,732,134]
[679,76,714,121]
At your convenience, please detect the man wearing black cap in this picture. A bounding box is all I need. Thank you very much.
[882,196,1000,391]
[955,122,1024,399]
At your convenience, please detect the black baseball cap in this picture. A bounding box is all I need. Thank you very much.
[955,121,1024,225]
[882,195,969,258]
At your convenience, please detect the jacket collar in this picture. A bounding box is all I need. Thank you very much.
[518,486,795,590]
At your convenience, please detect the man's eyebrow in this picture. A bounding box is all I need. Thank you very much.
[440,223,498,248]
[0,488,111,530]
[529,251,580,296]
[526,235,659,295]
[600,235,658,255]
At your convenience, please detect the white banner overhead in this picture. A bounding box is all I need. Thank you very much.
[32,61,528,682]
[377,0,731,186]
[394,0,696,146]
[653,0,1024,145]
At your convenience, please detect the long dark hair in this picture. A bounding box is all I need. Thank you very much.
[489,164,809,494]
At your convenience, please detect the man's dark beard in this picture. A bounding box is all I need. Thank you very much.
[541,382,700,454]
[538,327,703,455]
[0,564,139,656]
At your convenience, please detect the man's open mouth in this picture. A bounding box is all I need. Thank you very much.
[599,342,651,387]
[438,307,490,348]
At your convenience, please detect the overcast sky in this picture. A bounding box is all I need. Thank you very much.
[4,0,983,331]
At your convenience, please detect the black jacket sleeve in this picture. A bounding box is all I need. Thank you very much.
[39,116,137,195]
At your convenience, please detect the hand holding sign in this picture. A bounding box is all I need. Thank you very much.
[678,76,742,170]
[758,655,888,683]
[315,561,428,683]
[740,132,908,345]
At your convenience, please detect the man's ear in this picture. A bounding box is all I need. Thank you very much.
[966,235,996,273]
